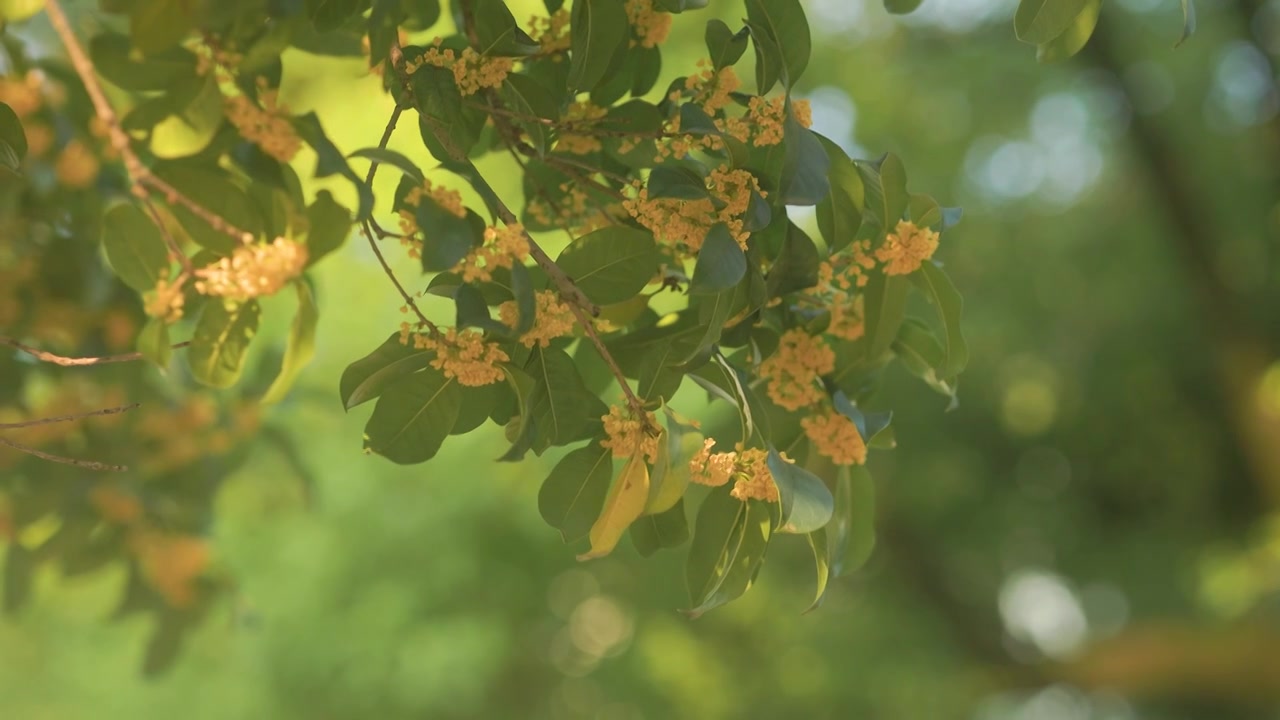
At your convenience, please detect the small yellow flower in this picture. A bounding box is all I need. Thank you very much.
[689,438,735,488]
[624,0,672,48]
[802,409,867,466]
[419,327,509,387]
[759,329,835,411]
[875,220,940,276]
[193,237,308,302]
[457,223,531,283]
[731,447,779,502]
[601,405,660,463]
[498,289,577,348]
[223,81,301,163]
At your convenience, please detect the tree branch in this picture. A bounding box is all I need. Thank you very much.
[0,435,127,472]
[0,403,139,429]
[1,337,191,366]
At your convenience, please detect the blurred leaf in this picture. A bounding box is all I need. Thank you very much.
[131,0,197,55]
[1035,0,1100,62]
[648,165,710,200]
[744,20,782,94]
[745,0,810,89]
[154,163,264,254]
[137,317,172,369]
[1176,0,1196,47]
[579,451,650,560]
[556,226,661,305]
[568,0,629,94]
[685,489,775,617]
[646,407,701,512]
[631,499,690,557]
[500,74,558,157]
[262,281,319,405]
[187,299,261,388]
[472,0,540,55]
[3,544,33,614]
[363,366,462,464]
[142,613,187,677]
[912,262,969,379]
[705,19,749,69]
[804,527,830,612]
[101,202,170,292]
[348,147,424,183]
[340,335,435,410]
[511,262,537,335]
[815,138,864,253]
[90,32,196,90]
[690,224,747,295]
[304,190,353,266]
[540,441,614,543]
[293,112,374,220]
[0,0,43,21]
[907,192,941,229]
[884,0,924,13]
[1014,0,1089,45]
[767,448,834,534]
[306,0,363,31]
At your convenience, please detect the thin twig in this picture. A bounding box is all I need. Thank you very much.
[1,337,191,367]
[0,435,127,472]
[142,197,193,274]
[43,0,251,245]
[0,403,140,430]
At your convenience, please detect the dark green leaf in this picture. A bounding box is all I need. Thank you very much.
[339,332,435,410]
[363,366,462,464]
[1176,0,1196,47]
[766,222,819,298]
[262,281,319,404]
[907,192,941,229]
[912,261,968,379]
[705,19,749,70]
[473,0,541,55]
[304,190,353,266]
[767,448,834,534]
[568,0,629,94]
[455,283,510,336]
[831,465,876,577]
[412,64,484,162]
[293,112,374,220]
[90,33,197,91]
[647,165,710,200]
[745,0,810,89]
[101,202,170,291]
[556,226,661,305]
[539,441,614,543]
[511,262,536,335]
[501,73,558,157]
[187,299,262,389]
[3,544,33,614]
[306,0,363,31]
[690,224,747,295]
[745,21,782,95]
[348,147,424,183]
[1035,0,1101,62]
[1014,0,1090,45]
[525,346,595,450]
[632,45,662,96]
[418,204,482,273]
[685,488,775,617]
[863,272,909,362]
[453,383,498,435]
[154,163,264,254]
[884,0,924,13]
[678,103,720,136]
[631,499,690,557]
[781,113,830,205]
[804,527,831,612]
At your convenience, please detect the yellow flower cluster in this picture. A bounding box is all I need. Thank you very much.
[684,62,740,115]
[397,180,468,260]
[527,186,619,235]
[625,0,672,48]
[128,527,210,608]
[146,273,187,324]
[54,139,100,188]
[193,237,308,302]
[457,223,531,283]
[826,293,865,341]
[793,99,813,129]
[415,327,509,387]
[601,405,660,463]
[223,82,301,163]
[875,220,940,275]
[801,409,867,466]
[529,10,572,55]
[759,329,835,411]
[407,39,513,96]
[623,164,765,253]
[556,101,609,155]
[498,289,577,348]
[0,71,43,117]
[688,440,780,503]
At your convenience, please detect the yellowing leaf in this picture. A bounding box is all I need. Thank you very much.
[578,452,650,561]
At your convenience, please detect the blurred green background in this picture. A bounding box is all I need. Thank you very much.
[6,0,1280,717]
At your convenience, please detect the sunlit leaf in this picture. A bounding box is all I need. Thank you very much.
[262,280,319,405]
[556,226,661,305]
[187,299,262,389]
[578,451,650,560]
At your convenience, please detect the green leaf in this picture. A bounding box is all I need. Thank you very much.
[813,139,862,253]
[500,73,558,157]
[1035,0,1101,62]
[539,440,614,543]
[632,45,662,96]
[262,281,319,405]
[745,20,783,95]
[767,448,834,534]
[363,367,462,464]
[154,163,264,254]
[893,318,956,400]
[455,283,510,336]
[556,226,661,305]
[511,262,537,335]
[912,262,969,379]
[804,527,831,612]
[656,0,709,10]
[705,19,749,70]
[631,499,690,557]
[863,273,910,362]
[187,300,261,388]
[419,204,482,273]
[101,203,170,292]
[884,0,924,14]
[877,152,909,227]
[473,0,541,55]
[367,0,403,71]
[131,0,197,55]
[412,64,485,163]
[304,190,353,266]
[0,0,43,21]
[568,0,629,94]
[781,118,830,206]
[348,147,424,183]
[766,222,819,298]
[136,317,172,369]
[1176,0,1196,47]
[90,33,196,91]
[306,0,363,31]
[831,465,876,577]
[452,383,498,435]
[1014,0,1090,45]
[690,224,747,295]
[525,346,595,450]
[685,489,775,617]
[907,192,942,229]
[339,333,435,410]
[647,165,710,200]
[744,0,810,89]
[293,112,374,221]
